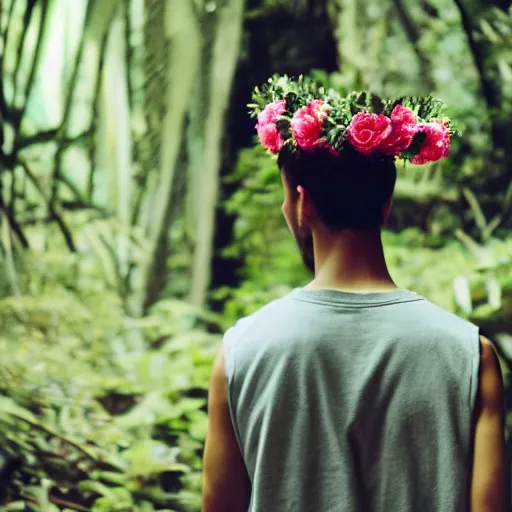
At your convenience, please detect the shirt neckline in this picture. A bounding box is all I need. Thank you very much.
[289,287,423,307]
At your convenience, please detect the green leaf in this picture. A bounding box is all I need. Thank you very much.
[371,95,385,114]
[0,396,38,423]
[124,440,191,477]
[0,502,27,511]
[78,480,117,498]
[88,470,128,486]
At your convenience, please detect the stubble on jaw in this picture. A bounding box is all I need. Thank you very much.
[294,226,314,274]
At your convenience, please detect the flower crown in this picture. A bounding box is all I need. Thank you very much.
[248,75,457,165]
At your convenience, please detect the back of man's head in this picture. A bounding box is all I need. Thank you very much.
[277,145,397,231]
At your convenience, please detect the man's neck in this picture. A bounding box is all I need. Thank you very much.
[307,228,397,293]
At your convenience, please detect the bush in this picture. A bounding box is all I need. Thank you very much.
[0,252,220,512]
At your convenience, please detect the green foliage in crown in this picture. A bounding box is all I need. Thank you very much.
[248,74,458,165]
[249,74,455,126]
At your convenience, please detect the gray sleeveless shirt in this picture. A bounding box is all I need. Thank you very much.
[223,288,480,512]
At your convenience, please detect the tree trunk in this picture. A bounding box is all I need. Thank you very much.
[452,0,512,237]
[392,0,435,92]
[96,6,132,277]
[329,0,364,87]
[329,0,394,91]
[187,0,245,308]
[139,0,201,312]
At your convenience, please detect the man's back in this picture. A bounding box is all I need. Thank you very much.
[202,78,507,512]
[224,288,480,512]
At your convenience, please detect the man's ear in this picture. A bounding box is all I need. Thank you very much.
[297,185,315,228]
[381,196,393,226]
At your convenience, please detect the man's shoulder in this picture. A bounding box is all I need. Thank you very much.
[411,293,478,329]
[225,290,293,342]
[222,291,294,378]
[401,293,480,357]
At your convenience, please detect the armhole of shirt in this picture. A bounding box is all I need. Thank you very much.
[468,324,481,415]
[223,315,254,381]
[466,322,480,474]
[466,323,480,499]
[223,323,244,455]
[223,326,237,381]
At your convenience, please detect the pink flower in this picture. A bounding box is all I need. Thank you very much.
[412,121,451,164]
[346,112,392,155]
[391,105,417,125]
[256,123,285,154]
[309,100,330,121]
[257,99,286,125]
[291,100,329,149]
[379,124,418,155]
[379,105,418,156]
[256,99,287,154]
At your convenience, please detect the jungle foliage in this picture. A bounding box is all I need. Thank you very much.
[0,0,511,510]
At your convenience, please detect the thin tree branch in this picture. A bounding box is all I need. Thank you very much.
[50,25,88,218]
[8,164,16,215]
[14,128,58,149]
[13,0,49,144]
[12,0,37,110]
[0,194,29,248]
[19,494,90,512]
[452,0,501,110]
[49,496,90,512]
[51,0,100,209]
[0,0,18,122]
[59,173,109,214]
[7,411,97,460]
[462,186,488,233]
[0,161,28,250]
[87,15,112,201]
[14,127,93,152]
[49,204,76,252]
[392,0,435,91]
[18,158,76,251]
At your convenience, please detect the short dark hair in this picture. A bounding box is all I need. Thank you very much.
[277,145,397,231]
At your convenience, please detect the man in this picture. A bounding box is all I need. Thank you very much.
[202,78,508,511]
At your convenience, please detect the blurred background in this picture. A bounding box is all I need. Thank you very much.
[0,0,510,510]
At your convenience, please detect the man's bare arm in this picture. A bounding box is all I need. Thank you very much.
[202,347,251,512]
[471,335,508,512]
